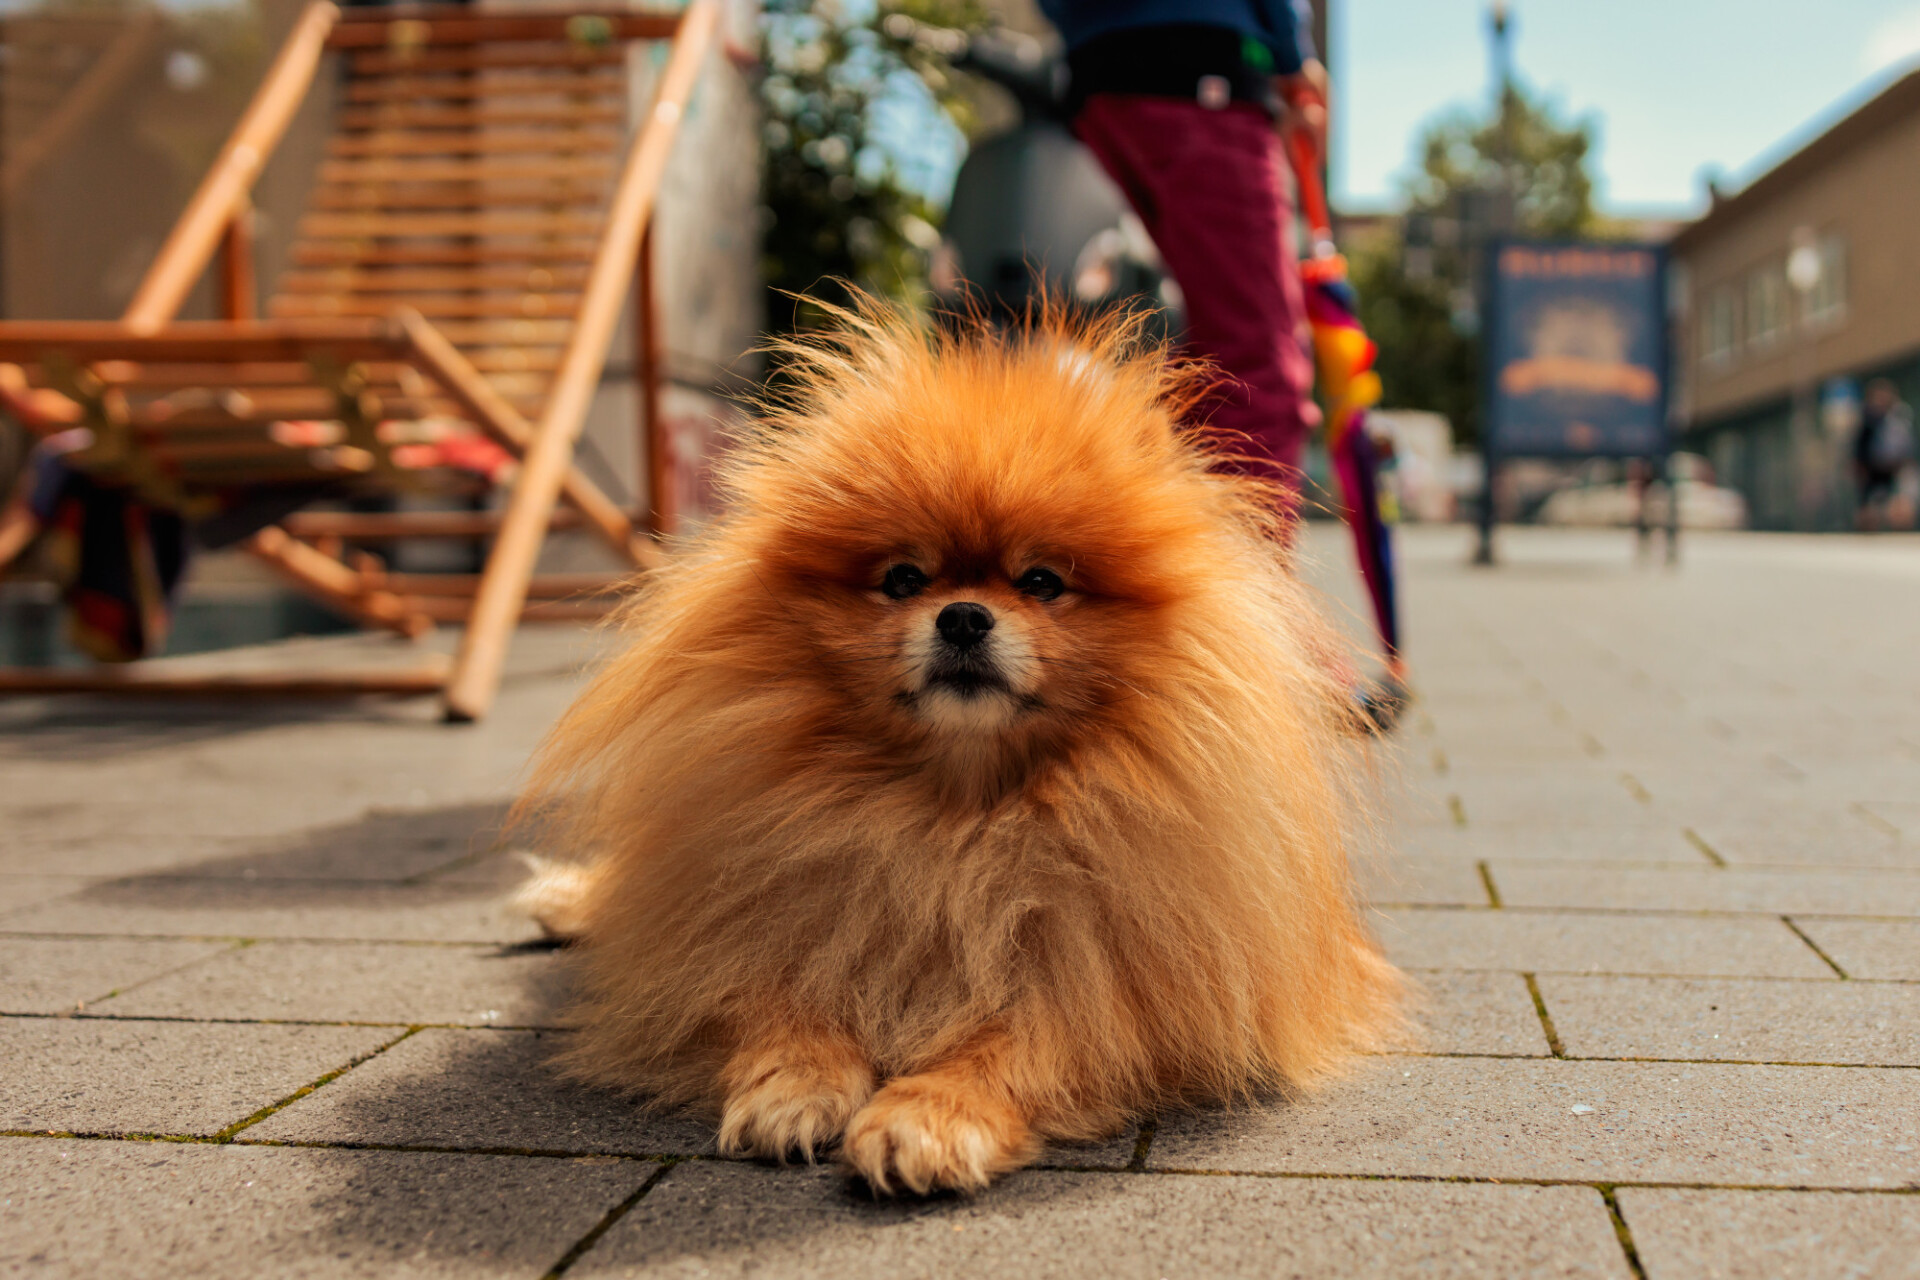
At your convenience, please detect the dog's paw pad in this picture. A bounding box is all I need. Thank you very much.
[839,1081,1033,1195]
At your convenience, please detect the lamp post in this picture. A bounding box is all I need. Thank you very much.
[1785,226,1822,529]
[1473,2,1516,565]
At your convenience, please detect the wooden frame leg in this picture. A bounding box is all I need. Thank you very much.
[217,198,258,322]
[440,415,577,722]
[249,526,433,638]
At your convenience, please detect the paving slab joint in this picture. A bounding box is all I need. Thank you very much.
[70,939,256,1016]
[1680,827,1727,867]
[1520,973,1566,1058]
[1780,917,1850,979]
[213,1025,422,1141]
[542,1159,679,1279]
[1597,1186,1649,1280]
[1476,861,1502,908]
[1848,802,1900,839]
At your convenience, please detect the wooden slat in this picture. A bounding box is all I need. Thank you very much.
[277,265,591,294]
[327,9,678,48]
[386,570,622,598]
[319,156,614,183]
[134,398,457,429]
[408,596,614,622]
[468,371,551,397]
[338,103,624,129]
[413,318,573,345]
[299,210,604,238]
[344,69,626,102]
[280,508,589,539]
[94,361,423,390]
[97,365,314,391]
[306,182,609,211]
[464,348,565,372]
[149,458,368,480]
[288,241,599,267]
[349,44,625,75]
[269,293,579,319]
[135,439,321,464]
[327,128,621,158]
[0,319,407,363]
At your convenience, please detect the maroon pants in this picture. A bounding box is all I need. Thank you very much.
[1074,95,1320,494]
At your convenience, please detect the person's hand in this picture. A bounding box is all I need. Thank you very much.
[1275,57,1329,158]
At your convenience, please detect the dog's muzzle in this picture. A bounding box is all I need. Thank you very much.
[928,601,1006,696]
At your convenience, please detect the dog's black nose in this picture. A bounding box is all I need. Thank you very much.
[935,601,995,649]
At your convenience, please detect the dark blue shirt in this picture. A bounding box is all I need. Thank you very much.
[1037,0,1314,73]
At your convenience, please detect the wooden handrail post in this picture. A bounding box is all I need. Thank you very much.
[123,0,338,330]
[636,219,672,536]
[442,0,718,722]
[218,197,258,321]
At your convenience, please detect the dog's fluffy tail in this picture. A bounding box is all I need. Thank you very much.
[512,854,595,942]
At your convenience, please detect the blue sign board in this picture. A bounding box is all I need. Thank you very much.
[1484,242,1669,458]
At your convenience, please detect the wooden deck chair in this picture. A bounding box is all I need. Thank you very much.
[0,2,717,721]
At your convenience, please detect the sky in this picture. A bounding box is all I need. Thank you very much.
[1334,0,1920,214]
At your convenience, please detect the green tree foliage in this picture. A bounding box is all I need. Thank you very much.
[1353,81,1598,443]
[758,0,987,335]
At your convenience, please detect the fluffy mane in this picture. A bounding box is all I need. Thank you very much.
[518,305,1401,1146]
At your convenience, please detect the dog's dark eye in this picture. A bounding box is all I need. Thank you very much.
[1015,567,1065,601]
[880,563,928,599]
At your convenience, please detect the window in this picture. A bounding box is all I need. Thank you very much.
[1746,263,1788,348]
[1806,233,1848,323]
[1700,287,1739,364]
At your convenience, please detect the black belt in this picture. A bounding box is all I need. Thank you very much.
[1066,24,1278,117]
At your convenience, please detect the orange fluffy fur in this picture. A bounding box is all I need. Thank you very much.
[517,305,1402,1194]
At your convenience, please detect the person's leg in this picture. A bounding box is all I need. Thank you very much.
[1074,95,1319,502]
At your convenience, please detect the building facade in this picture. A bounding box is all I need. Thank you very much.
[1670,69,1920,530]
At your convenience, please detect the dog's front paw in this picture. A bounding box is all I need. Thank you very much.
[717,1050,874,1162]
[840,1077,1037,1195]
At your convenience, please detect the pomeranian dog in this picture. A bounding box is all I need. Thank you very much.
[516,304,1402,1194]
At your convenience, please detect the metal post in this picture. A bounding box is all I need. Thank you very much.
[1664,452,1680,565]
[1472,3,1514,569]
[1475,449,1497,565]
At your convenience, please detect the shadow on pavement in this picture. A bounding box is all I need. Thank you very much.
[67,802,516,912]
[0,696,422,761]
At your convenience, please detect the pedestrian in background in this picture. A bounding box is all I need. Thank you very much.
[1037,0,1327,513]
[1853,378,1915,531]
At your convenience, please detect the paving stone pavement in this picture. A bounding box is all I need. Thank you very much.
[4,528,1919,1278]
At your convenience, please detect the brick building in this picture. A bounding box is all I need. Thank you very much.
[1670,68,1920,530]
